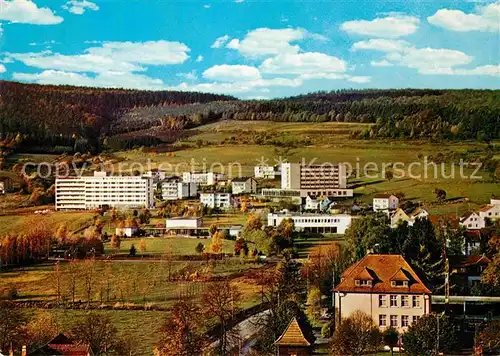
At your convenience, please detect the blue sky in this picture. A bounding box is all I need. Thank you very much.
[0,0,498,98]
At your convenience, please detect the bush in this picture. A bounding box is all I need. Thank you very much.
[0,286,18,300]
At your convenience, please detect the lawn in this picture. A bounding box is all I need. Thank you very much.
[294,235,345,259]
[104,237,236,256]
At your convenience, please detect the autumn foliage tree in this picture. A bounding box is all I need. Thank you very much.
[155,301,206,356]
[331,310,381,356]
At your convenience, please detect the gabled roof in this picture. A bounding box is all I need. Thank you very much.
[355,267,376,281]
[449,254,492,268]
[335,254,431,294]
[274,317,314,347]
[232,177,255,183]
[480,205,495,212]
[29,333,93,356]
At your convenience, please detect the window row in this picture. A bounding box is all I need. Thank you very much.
[379,314,419,328]
[379,295,420,308]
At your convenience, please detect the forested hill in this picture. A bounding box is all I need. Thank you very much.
[230,89,500,141]
[0,81,499,156]
[0,81,236,152]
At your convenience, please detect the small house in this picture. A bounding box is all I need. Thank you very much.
[274,317,315,356]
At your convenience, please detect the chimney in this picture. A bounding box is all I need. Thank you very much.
[21,345,27,356]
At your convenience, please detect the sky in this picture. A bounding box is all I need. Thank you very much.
[0,0,498,98]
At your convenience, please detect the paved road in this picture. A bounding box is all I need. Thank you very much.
[209,310,270,355]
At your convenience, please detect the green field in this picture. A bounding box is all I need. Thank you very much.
[104,237,236,256]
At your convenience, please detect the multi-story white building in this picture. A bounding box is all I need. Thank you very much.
[267,212,352,234]
[479,198,500,222]
[182,171,224,186]
[231,177,257,195]
[280,162,352,197]
[460,211,485,230]
[254,165,281,179]
[161,176,198,200]
[334,254,432,333]
[55,172,154,210]
[373,194,399,212]
[200,192,232,209]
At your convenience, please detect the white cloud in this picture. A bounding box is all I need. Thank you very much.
[86,41,190,65]
[428,2,500,32]
[371,59,394,67]
[203,64,261,82]
[0,23,3,37]
[0,0,63,25]
[0,64,6,73]
[9,41,190,76]
[13,70,166,90]
[396,47,473,74]
[348,76,371,83]
[211,35,230,49]
[172,77,303,94]
[176,70,198,81]
[235,0,245,3]
[341,15,419,38]
[454,64,500,77]
[260,52,347,75]
[196,55,204,62]
[226,27,315,58]
[203,4,211,8]
[62,0,99,15]
[352,39,413,52]
[9,51,145,73]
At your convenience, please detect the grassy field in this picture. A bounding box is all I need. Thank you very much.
[2,258,263,307]
[0,211,96,235]
[23,308,165,356]
[104,237,236,256]
[294,235,345,259]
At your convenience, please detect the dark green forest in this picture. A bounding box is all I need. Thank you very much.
[1,81,499,155]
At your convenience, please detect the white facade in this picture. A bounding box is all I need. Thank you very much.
[0,181,5,194]
[161,179,198,200]
[55,172,154,210]
[460,212,485,230]
[200,192,232,209]
[182,172,223,185]
[254,165,280,179]
[115,227,138,237]
[267,213,352,234]
[165,217,202,230]
[232,177,257,195]
[373,195,399,212]
[229,225,243,237]
[479,203,500,221]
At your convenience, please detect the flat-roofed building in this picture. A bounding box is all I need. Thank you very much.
[182,171,224,186]
[200,192,232,209]
[267,212,352,234]
[254,165,281,179]
[231,177,257,195]
[55,172,154,210]
[161,176,198,200]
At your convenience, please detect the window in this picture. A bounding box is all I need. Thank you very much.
[412,296,420,308]
[390,315,398,328]
[401,315,409,327]
[390,295,398,307]
[401,295,409,307]
[379,295,387,307]
[391,280,409,287]
[412,315,420,324]
[379,314,387,327]
[355,279,372,287]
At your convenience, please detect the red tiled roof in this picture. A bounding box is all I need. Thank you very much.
[335,254,431,294]
[480,205,494,212]
[449,255,491,268]
[428,214,459,229]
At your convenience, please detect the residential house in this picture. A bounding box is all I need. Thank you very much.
[460,211,485,230]
[479,198,500,222]
[274,317,315,356]
[254,165,281,179]
[200,192,232,209]
[334,254,432,333]
[28,333,93,356]
[231,177,257,195]
[449,255,491,293]
[161,176,198,200]
[305,195,321,211]
[390,208,413,228]
[410,207,429,220]
[373,194,399,213]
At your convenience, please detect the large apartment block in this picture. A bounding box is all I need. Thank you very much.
[55,172,154,210]
[281,162,352,197]
[161,176,198,200]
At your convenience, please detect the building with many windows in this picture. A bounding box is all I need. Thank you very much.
[231,177,257,195]
[267,212,352,234]
[254,165,281,179]
[55,172,154,210]
[200,192,232,209]
[279,162,353,197]
[182,171,224,186]
[161,176,198,200]
[373,194,399,213]
[334,254,431,333]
